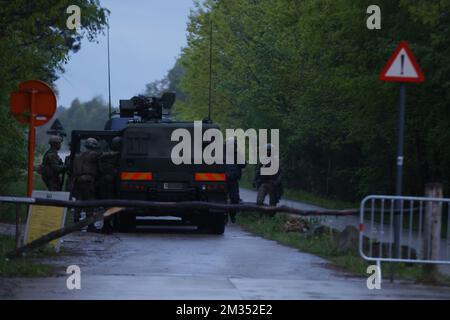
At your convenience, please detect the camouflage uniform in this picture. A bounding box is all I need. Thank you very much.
[253,145,282,216]
[98,137,122,233]
[40,136,65,191]
[254,165,282,206]
[73,153,101,200]
[98,137,122,200]
[72,138,101,229]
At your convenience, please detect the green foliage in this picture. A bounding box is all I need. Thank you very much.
[0,112,26,193]
[175,0,450,200]
[143,60,187,117]
[0,0,108,192]
[0,172,48,222]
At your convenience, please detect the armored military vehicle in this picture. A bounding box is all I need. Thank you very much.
[68,93,228,234]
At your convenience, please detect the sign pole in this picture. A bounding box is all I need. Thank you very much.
[395,83,406,198]
[27,89,37,197]
[379,41,424,282]
[391,83,406,282]
[393,83,406,274]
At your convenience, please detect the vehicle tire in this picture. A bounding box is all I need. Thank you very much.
[209,218,226,235]
[117,212,136,232]
[197,214,226,235]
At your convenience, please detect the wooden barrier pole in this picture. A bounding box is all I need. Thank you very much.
[0,197,359,217]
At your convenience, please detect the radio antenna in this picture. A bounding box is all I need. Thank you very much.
[207,19,213,122]
[107,16,112,120]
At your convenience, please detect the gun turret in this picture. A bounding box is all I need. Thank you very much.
[119,92,176,121]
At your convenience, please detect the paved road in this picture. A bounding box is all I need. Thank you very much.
[2,221,450,299]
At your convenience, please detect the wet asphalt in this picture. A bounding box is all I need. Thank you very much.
[2,222,450,300]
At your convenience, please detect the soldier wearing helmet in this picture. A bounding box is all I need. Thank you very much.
[224,137,246,223]
[84,137,100,150]
[253,143,283,216]
[72,137,101,230]
[98,136,123,233]
[39,136,65,191]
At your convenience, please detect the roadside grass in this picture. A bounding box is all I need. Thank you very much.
[0,235,54,277]
[282,188,358,210]
[237,213,450,285]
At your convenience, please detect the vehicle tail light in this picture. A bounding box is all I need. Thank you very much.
[121,172,153,181]
[195,173,226,182]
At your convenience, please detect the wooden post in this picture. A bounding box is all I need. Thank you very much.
[423,183,443,280]
[15,204,21,249]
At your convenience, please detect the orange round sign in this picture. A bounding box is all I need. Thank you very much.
[10,80,57,126]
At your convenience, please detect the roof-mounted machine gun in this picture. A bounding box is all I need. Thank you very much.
[119,92,176,122]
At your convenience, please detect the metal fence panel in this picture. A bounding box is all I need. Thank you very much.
[359,195,450,264]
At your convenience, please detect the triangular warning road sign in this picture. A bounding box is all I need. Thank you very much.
[46,118,66,137]
[49,118,64,131]
[380,41,425,83]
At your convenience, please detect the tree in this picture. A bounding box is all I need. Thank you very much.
[142,60,187,114]
[59,96,110,133]
[174,0,450,200]
[0,0,108,192]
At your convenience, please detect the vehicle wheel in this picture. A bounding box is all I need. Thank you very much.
[198,214,226,235]
[117,212,136,232]
[210,218,226,235]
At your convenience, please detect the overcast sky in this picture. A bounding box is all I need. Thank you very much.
[55,0,195,108]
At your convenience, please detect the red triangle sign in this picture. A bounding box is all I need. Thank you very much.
[379,41,425,83]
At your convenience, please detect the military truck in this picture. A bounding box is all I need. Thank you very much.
[67,93,228,234]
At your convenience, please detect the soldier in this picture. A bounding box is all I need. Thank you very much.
[98,136,123,233]
[39,136,65,191]
[253,144,282,217]
[225,137,246,223]
[72,137,101,231]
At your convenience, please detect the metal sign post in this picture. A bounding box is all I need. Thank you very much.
[379,41,425,281]
[395,83,406,198]
[393,83,406,262]
[27,89,37,197]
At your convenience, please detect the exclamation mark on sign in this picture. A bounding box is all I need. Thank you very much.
[400,54,405,75]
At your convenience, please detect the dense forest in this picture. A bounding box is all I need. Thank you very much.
[156,0,450,201]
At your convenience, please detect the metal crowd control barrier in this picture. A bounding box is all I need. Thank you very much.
[359,195,450,266]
